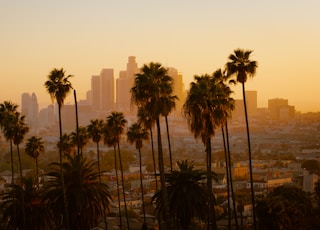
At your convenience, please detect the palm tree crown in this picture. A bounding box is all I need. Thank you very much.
[225,49,258,84]
[44,68,73,106]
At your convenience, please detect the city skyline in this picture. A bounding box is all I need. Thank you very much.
[1,1,320,112]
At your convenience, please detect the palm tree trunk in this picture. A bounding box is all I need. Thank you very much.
[10,140,14,185]
[117,142,130,230]
[206,138,217,230]
[149,128,158,191]
[165,116,173,171]
[221,126,231,229]
[16,144,26,229]
[242,83,256,230]
[36,157,39,190]
[74,90,80,157]
[58,105,70,230]
[156,118,171,230]
[138,148,146,225]
[113,145,123,230]
[9,139,17,226]
[225,121,239,229]
[97,141,108,230]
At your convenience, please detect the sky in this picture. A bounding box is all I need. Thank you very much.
[1,0,319,113]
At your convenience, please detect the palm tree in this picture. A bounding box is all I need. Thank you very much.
[225,48,258,229]
[106,111,130,229]
[184,73,231,230]
[70,126,89,155]
[0,177,53,230]
[0,101,19,185]
[12,113,29,229]
[57,133,75,156]
[213,69,238,228]
[127,122,149,228]
[131,62,174,229]
[104,126,123,229]
[44,67,73,230]
[42,155,111,229]
[25,136,44,189]
[152,160,213,230]
[161,94,178,171]
[137,107,158,190]
[87,118,108,229]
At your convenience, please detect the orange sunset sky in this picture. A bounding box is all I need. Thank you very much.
[1,0,319,113]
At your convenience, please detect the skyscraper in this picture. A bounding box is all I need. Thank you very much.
[116,56,139,113]
[21,92,39,132]
[91,75,100,111]
[100,68,114,112]
[168,67,185,115]
[245,90,258,115]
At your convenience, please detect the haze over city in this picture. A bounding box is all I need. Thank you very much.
[1,0,320,112]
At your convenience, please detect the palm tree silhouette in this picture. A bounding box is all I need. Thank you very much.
[225,49,258,229]
[127,122,149,228]
[87,118,108,229]
[131,62,174,229]
[184,73,232,230]
[152,160,214,230]
[106,111,130,229]
[44,68,73,230]
[137,107,158,190]
[25,136,44,190]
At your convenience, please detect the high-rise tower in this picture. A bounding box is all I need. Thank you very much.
[116,56,139,113]
[91,75,101,111]
[100,68,114,112]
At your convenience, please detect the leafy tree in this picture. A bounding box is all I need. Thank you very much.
[25,136,44,189]
[256,184,314,230]
[225,48,258,229]
[44,68,73,230]
[42,155,111,229]
[152,160,213,230]
[127,122,149,228]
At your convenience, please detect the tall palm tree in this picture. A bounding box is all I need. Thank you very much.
[0,101,19,185]
[70,126,89,155]
[225,49,258,229]
[1,177,54,230]
[42,155,111,229]
[127,122,149,228]
[57,133,75,156]
[44,67,73,230]
[152,160,213,230]
[213,69,238,228]
[184,73,231,230]
[131,62,174,229]
[25,136,44,189]
[87,118,108,229]
[106,111,130,229]
[12,113,29,229]
[137,107,158,190]
[161,94,178,171]
[104,127,123,229]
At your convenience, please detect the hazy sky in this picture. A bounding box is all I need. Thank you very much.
[1,0,319,112]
